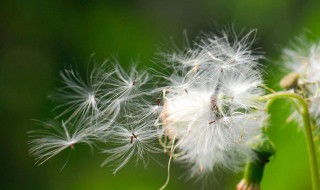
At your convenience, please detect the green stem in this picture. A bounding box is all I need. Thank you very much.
[260,92,320,190]
[243,134,275,185]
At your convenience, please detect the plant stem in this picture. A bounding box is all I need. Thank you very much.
[244,134,275,183]
[260,92,320,190]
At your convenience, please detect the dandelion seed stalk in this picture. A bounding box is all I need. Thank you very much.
[260,92,320,190]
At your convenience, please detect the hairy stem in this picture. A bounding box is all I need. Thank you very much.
[260,92,320,190]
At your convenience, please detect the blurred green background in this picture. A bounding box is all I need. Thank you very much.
[1,0,320,189]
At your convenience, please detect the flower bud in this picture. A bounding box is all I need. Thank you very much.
[279,72,299,89]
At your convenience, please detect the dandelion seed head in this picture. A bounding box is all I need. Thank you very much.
[284,41,320,83]
[283,39,320,128]
[159,30,266,177]
[30,30,266,183]
[161,80,264,175]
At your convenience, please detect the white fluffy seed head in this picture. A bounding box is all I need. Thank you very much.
[284,40,320,83]
[283,39,320,128]
[161,77,265,176]
[159,30,266,177]
[30,30,267,180]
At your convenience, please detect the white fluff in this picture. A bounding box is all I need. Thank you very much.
[101,123,161,174]
[161,56,265,176]
[29,121,99,165]
[283,40,320,128]
[29,30,267,179]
